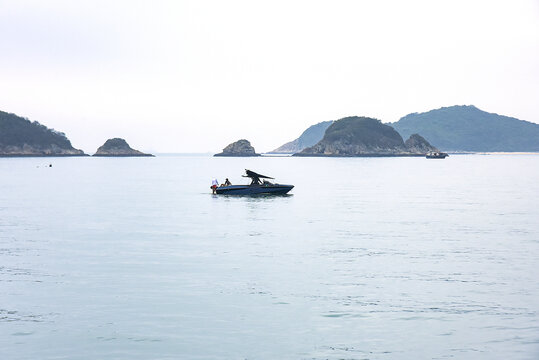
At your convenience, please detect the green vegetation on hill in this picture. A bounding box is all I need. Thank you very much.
[0,110,85,156]
[0,110,72,148]
[323,117,403,147]
[391,105,539,152]
[297,116,436,156]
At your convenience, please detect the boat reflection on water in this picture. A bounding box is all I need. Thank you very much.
[215,169,294,195]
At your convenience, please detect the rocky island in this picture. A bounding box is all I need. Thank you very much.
[0,110,86,156]
[214,139,260,157]
[294,116,437,157]
[93,138,154,157]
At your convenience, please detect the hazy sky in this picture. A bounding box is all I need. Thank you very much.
[1,0,538,153]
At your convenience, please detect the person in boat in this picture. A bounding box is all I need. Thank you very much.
[211,178,219,194]
[224,178,231,186]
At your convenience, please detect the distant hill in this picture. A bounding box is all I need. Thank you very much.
[0,110,85,156]
[295,116,436,157]
[270,120,333,153]
[391,105,539,152]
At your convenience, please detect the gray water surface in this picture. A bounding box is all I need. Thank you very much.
[1,154,538,359]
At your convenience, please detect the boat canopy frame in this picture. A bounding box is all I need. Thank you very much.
[242,169,274,185]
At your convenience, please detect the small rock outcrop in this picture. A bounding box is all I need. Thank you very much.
[295,116,436,157]
[0,110,86,156]
[93,138,153,157]
[214,139,260,157]
[404,133,438,153]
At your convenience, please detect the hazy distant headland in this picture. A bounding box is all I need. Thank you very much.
[0,111,86,157]
[93,138,154,157]
[214,139,261,157]
[390,105,539,152]
[269,120,334,154]
[294,117,437,157]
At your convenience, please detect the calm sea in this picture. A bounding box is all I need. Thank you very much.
[1,154,538,359]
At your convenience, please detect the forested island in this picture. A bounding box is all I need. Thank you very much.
[294,117,437,157]
[0,111,85,156]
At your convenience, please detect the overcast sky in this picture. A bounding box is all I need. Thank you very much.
[1,0,538,153]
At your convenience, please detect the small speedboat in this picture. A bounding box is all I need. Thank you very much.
[215,169,294,195]
[426,151,448,159]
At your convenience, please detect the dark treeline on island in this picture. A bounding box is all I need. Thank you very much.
[294,117,437,157]
[0,110,152,157]
[0,110,85,156]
